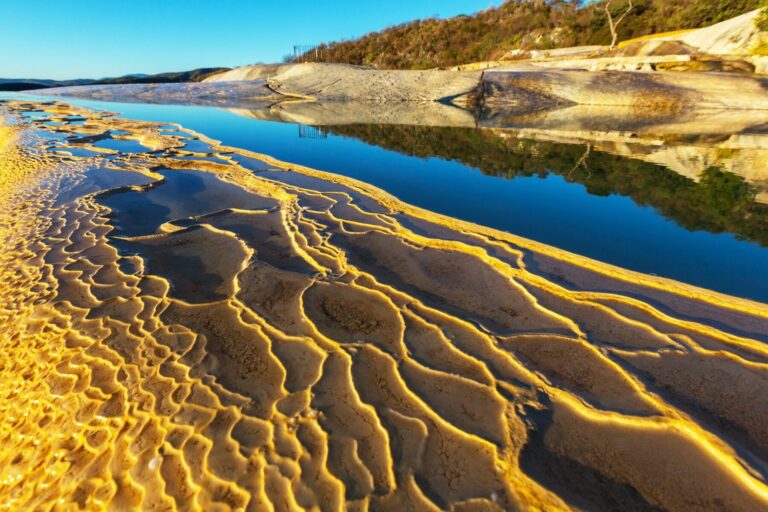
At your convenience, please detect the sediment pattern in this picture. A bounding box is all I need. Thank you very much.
[1,99,768,511]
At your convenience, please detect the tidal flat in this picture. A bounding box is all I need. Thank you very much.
[1,99,768,511]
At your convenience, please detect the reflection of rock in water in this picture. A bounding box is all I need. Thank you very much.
[2,100,768,511]
[298,125,328,139]
[322,123,768,246]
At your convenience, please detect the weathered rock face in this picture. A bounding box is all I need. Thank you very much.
[206,62,484,103]
[674,8,764,57]
[30,81,281,108]
[38,62,768,114]
[515,9,768,75]
[480,68,768,113]
[202,63,292,81]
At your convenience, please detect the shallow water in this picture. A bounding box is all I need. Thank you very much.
[4,94,768,304]
[91,137,151,153]
[101,168,277,236]
[2,98,768,511]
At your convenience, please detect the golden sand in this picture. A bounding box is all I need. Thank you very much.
[0,100,767,511]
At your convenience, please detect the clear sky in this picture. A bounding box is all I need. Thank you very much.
[1,0,495,80]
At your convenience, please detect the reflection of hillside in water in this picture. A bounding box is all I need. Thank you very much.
[294,121,768,248]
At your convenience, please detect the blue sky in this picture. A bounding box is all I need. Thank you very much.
[1,0,494,79]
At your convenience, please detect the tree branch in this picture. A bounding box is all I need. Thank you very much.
[604,0,634,49]
[615,0,634,27]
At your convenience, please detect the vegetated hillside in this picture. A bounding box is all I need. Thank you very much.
[325,124,768,245]
[95,67,230,85]
[756,7,768,54]
[0,78,94,91]
[295,0,768,69]
[0,68,231,91]
[0,82,51,92]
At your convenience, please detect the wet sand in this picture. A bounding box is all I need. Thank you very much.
[1,99,768,511]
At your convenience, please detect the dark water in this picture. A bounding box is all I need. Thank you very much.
[101,168,275,236]
[5,94,768,303]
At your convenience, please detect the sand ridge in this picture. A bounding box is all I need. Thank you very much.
[0,99,768,511]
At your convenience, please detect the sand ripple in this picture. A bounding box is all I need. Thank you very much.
[1,100,767,511]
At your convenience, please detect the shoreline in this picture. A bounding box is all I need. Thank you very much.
[5,98,767,318]
[186,120,768,325]
[30,62,768,111]
[2,100,768,510]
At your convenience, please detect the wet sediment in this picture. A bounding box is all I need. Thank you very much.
[1,100,768,511]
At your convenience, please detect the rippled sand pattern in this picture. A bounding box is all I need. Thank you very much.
[2,100,768,511]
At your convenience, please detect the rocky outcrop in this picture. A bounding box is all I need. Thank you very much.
[37,62,768,115]
[31,81,281,107]
[674,9,764,56]
[206,62,483,103]
[480,67,768,113]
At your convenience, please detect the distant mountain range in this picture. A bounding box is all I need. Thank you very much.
[0,67,231,92]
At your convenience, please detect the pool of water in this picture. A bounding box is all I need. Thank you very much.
[100,168,276,236]
[92,137,151,153]
[4,93,768,303]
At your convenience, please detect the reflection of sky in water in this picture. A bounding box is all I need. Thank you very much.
[226,152,272,171]
[98,168,273,237]
[55,166,154,206]
[180,138,213,153]
[20,111,47,119]
[56,146,101,158]
[30,129,69,141]
[92,137,150,153]
[6,93,768,302]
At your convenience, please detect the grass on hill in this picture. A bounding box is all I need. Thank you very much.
[293,0,768,69]
[752,7,768,55]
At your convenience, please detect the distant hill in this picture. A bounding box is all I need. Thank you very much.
[94,67,230,85]
[0,82,53,92]
[0,78,94,89]
[294,0,767,69]
[0,67,231,91]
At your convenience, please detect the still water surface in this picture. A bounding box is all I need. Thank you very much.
[6,95,768,302]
